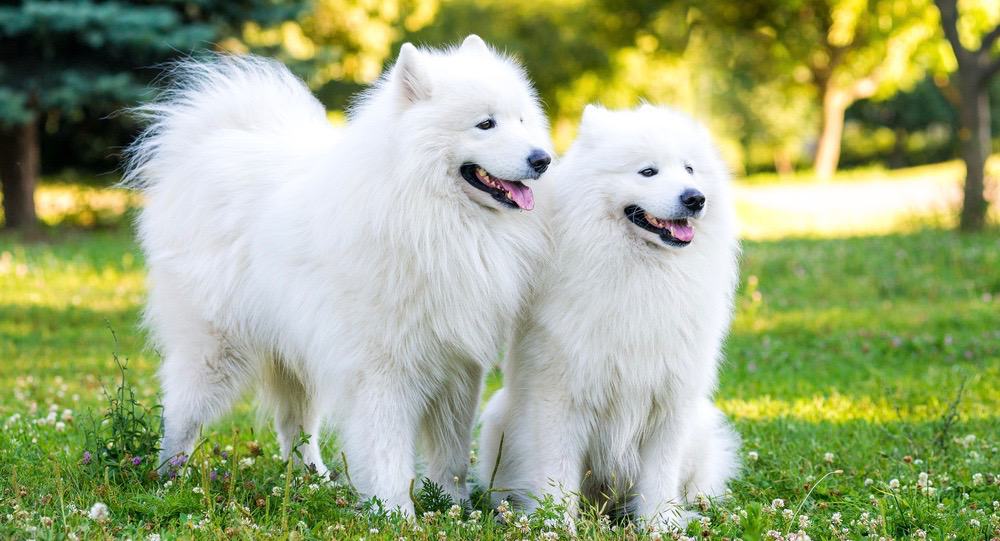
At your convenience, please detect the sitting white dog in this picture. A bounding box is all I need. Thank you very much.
[126,36,552,513]
[479,104,740,528]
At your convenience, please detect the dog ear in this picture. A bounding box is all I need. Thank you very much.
[461,34,490,55]
[394,43,432,104]
[580,104,609,129]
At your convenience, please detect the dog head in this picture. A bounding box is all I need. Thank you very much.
[561,104,731,249]
[376,35,553,211]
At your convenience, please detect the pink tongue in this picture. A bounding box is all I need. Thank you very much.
[668,221,694,242]
[498,180,534,210]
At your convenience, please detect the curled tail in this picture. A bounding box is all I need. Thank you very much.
[123,54,335,191]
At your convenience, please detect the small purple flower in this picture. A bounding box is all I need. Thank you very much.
[82,451,92,465]
[209,470,218,482]
[220,451,229,460]
[131,456,143,466]
[168,454,188,468]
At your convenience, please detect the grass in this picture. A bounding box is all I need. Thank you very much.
[1,176,999,539]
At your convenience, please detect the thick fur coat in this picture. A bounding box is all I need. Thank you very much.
[125,36,552,513]
[478,104,741,528]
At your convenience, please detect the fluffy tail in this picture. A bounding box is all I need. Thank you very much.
[123,54,335,191]
[680,399,741,501]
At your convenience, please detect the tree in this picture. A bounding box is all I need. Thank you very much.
[0,1,300,230]
[695,0,939,180]
[934,0,999,231]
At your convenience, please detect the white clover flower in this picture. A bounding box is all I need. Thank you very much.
[447,504,462,520]
[369,528,379,534]
[468,510,482,521]
[88,502,109,521]
[147,534,161,541]
[239,457,255,469]
[823,452,835,464]
[969,518,980,528]
[888,479,900,490]
[747,451,759,462]
[799,514,811,529]
[55,422,65,432]
[788,530,811,541]
[782,508,795,521]
[864,478,873,487]
[771,498,785,509]
[831,512,842,525]
[972,473,984,486]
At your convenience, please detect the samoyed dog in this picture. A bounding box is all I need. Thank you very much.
[125,35,552,513]
[478,104,739,528]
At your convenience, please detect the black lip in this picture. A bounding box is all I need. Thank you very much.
[460,164,524,209]
[624,205,691,247]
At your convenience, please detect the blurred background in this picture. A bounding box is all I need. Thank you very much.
[1,5,999,536]
[0,0,998,235]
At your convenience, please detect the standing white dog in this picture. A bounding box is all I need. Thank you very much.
[478,104,740,528]
[125,36,553,513]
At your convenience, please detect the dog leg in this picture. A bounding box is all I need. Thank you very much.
[420,362,482,505]
[263,361,328,477]
[634,414,699,531]
[341,370,419,516]
[154,298,252,475]
[523,399,586,516]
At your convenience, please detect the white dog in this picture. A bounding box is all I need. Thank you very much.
[478,104,740,528]
[125,35,553,513]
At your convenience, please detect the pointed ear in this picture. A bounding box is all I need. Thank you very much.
[581,104,609,129]
[461,34,490,55]
[394,43,431,104]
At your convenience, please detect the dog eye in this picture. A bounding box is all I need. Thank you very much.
[638,167,658,177]
[476,118,496,130]
[684,164,694,175]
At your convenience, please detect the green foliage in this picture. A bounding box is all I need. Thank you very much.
[412,478,456,515]
[80,333,160,478]
[0,0,304,125]
[1,173,998,537]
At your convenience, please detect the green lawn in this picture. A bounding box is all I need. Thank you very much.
[1,220,999,539]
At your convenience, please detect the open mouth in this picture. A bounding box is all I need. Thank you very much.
[624,205,694,247]
[460,164,534,210]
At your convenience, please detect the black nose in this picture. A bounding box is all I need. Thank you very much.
[527,149,551,174]
[680,188,705,212]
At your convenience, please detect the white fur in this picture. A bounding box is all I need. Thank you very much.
[478,104,741,528]
[125,37,552,514]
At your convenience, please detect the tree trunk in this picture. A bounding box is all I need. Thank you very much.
[0,120,40,230]
[956,73,990,232]
[889,126,908,169]
[814,87,848,182]
[773,148,794,177]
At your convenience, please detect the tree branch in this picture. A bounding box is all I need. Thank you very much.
[979,23,1000,54]
[934,0,968,58]
[982,55,1000,85]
